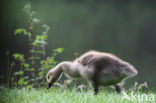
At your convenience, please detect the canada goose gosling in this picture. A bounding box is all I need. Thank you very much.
[47,51,138,94]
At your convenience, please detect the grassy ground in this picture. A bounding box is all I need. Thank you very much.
[0,87,155,103]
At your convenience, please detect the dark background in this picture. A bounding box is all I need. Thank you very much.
[0,0,156,89]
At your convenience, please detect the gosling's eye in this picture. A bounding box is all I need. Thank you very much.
[48,76,49,79]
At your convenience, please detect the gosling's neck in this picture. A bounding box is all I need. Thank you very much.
[58,61,80,78]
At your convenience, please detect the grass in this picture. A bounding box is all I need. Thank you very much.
[0,87,155,103]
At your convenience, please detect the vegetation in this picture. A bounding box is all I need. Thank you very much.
[0,87,155,103]
[1,2,155,103]
[1,0,156,89]
[6,4,64,88]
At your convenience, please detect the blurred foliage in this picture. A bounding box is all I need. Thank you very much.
[10,4,64,88]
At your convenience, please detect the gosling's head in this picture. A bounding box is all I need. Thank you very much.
[46,70,57,89]
[46,66,63,89]
[46,62,69,89]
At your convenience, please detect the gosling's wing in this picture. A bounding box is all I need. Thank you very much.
[78,54,95,66]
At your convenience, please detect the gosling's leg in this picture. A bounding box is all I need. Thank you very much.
[94,85,99,95]
[115,84,121,93]
[91,81,99,95]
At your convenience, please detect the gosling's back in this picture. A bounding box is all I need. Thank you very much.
[75,50,137,86]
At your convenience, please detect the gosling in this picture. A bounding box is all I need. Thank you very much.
[47,50,138,94]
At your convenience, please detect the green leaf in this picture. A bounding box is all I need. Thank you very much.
[36,40,47,45]
[18,71,24,75]
[39,71,44,77]
[31,11,36,16]
[40,35,47,40]
[23,63,29,68]
[23,4,31,14]
[55,48,64,53]
[42,24,50,31]
[29,57,34,60]
[30,68,35,71]
[23,81,29,85]
[12,53,24,61]
[14,28,27,35]
[18,78,24,86]
[35,57,40,60]
[40,60,45,64]
[37,51,43,54]
[27,32,31,37]
[29,26,33,30]
[24,68,34,71]
[33,18,40,24]
[36,35,40,40]
[24,4,31,10]
[46,65,54,69]
[26,85,32,88]
[32,41,37,46]
[30,49,35,53]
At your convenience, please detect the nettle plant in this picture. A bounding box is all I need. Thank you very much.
[12,4,64,88]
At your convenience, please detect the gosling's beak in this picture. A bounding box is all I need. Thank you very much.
[47,83,52,89]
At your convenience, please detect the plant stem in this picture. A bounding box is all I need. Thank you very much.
[20,62,23,80]
[7,54,10,88]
